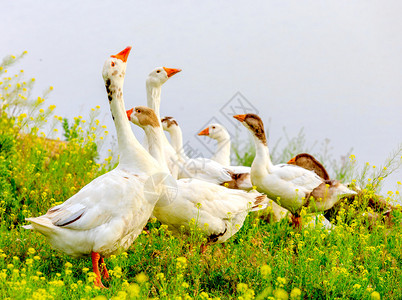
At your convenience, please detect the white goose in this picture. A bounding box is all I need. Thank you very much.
[198,123,253,189]
[233,113,357,227]
[128,106,269,245]
[23,47,163,288]
[161,117,250,188]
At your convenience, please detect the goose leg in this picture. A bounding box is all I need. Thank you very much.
[200,244,208,254]
[91,252,107,288]
[100,257,110,280]
[291,214,302,230]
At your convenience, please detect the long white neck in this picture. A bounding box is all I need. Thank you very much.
[145,80,181,179]
[143,125,170,173]
[146,84,162,124]
[107,79,158,174]
[146,82,176,148]
[211,136,231,166]
[167,126,183,152]
[167,126,189,161]
[251,134,274,175]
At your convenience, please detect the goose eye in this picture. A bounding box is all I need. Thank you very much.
[136,109,141,113]
[111,61,116,67]
[156,70,161,73]
[212,126,216,129]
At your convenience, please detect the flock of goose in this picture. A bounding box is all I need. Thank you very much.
[23,46,358,288]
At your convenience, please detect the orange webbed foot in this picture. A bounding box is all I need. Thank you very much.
[91,252,108,289]
[291,215,303,231]
[94,276,107,289]
[100,257,110,280]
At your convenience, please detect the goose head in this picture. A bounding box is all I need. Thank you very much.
[146,67,182,88]
[161,116,179,133]
[127,106,160,129]
[198,123,229,141]
[233,113,267,145]
[102,46,132,88]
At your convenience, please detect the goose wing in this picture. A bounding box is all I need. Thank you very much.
[27,169,147,231]
[178,158,232,184]
[272,164,323,191]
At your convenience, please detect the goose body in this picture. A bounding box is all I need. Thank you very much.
[198,123,253,189]
[24,169,150,257]
[24,47,162,287]
[154,178,266,243]
[233,114,357,224]
[178,157,234,185]
[128,106,269,244]
[288,153,401,229]
[161,117,250,188]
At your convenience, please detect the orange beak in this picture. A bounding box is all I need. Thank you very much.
[111,46,132,62]
[126,108,134,120]
[233,114,247,122]
[198,127,209,136]
[287,157,296,164]
[163,67,182,78]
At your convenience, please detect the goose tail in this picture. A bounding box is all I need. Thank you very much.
[336,183,358,197]
[24,217,55,236]
[250,193,269,212]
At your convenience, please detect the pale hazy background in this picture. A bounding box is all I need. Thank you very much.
[2,1,402,194]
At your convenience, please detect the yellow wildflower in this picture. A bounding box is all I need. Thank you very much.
[156,273,165,281]
[199,292,209,299]
[277,276,287,287]
[135,272,148,283]
[260,264,272,278]
[84,285,92,292]
[290,288,301,299]
[176,256,188,269]
[0,271,6,280]
[274,288,289,300]
[237,283,248,293]
[127,283,140,298]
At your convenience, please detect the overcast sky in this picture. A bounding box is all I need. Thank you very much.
[2,0,402,194]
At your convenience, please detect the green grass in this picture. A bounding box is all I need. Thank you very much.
[1,208,401,299]
[1,53,401,300]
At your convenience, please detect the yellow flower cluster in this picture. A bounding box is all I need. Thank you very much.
[176,256,188,270]
[260,264,272,279]
[237,282,255,300]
